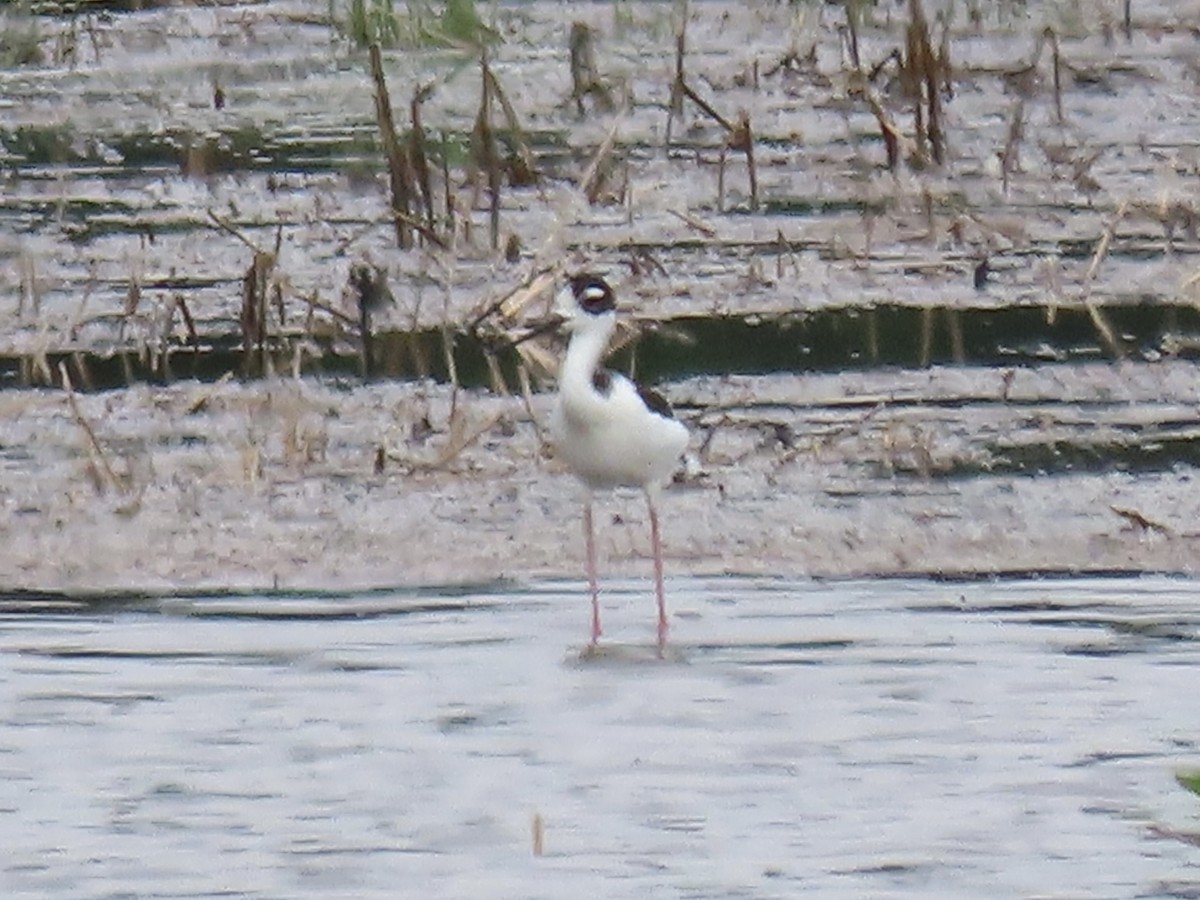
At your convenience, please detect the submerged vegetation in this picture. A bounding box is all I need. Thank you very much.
[329,0,499,50]
[336,0,408,49]
[1180,771,1200,798]
[0,1,43,67]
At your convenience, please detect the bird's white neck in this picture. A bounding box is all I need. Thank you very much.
[560,312,616,397]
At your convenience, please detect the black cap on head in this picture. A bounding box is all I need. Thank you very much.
[568,273,616,315]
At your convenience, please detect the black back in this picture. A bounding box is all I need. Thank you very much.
[636,384,675,419]
[592,368,675,420]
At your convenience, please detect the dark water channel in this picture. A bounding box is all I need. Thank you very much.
[5,298,1200,392]
[2,575,1198,898]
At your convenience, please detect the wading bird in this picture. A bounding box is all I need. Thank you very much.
[550,273,689,653]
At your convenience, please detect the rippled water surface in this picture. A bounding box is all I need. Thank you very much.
[2,576,1198,898]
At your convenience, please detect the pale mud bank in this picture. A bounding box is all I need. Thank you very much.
[3,360,1197,594]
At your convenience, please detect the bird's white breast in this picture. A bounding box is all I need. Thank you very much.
[552,372,688,491]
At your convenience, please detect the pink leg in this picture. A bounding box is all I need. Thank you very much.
[584,497,601,645]
[648,496,668,655]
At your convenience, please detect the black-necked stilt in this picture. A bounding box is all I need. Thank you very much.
[551,273,689,653]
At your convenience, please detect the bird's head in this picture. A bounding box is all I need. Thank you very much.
[555,272,617,331]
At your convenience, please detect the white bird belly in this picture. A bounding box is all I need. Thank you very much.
[552,400,687,490]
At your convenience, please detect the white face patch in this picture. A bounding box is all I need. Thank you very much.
[582,285,607,302]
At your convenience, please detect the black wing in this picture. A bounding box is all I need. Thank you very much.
[636,384,675,420]
[593,367,675,419]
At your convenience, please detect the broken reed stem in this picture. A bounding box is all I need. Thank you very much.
[531,813,545,857]
[945,309,965,364]
[437,412,503,468]
[1000,100,1025,195]
[732,110,757,208]
[350,268,376,379]
[1084,200,1129,283]
[680,79,734,133]
[717,147,726,212]
[440,325,460,422]
[665,17,756,207]
[369,43,414,250]
[441,130,454,229]
[1081,199,1130,358]
[483,348,509,395]
[516,361,547,454]
[918,306,933,367]
[70,350,94,392]
[391,411,505,472]
[59,362,125,494]
[303,294,359,328]
[568,22,613,115]
[667,207,717,237]
[860,82,902,171]
[175,294,199,346]
[207,209,259,252]
[388,207,448,248]
[854,0,949,171]
[666,19,685,145]
[1111,504,1171,535]
[1048,28,1064,126]
[865,309,880,362]
[580,115,622,204]
[482,65,536,183]
[569,22,593,116]
[240,250,275,377]
[844,2,862,70]
[904,0,944,166]
[923,43,943,163]
[475,47,502,249]
[410,83,437,235]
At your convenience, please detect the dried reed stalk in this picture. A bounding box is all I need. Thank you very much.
[482,66,536,184]
[569,22,613,115]
[903,0,946,166]
[240,250,276,375]
[1047,28,1064,126]
[665,15,757,206]
[391,410,505,472]
[1111,505,1171,536]
[668,208,717,237]
[580,115,622,204]
[410,83,437,235]
[70,351,94,392]
[440,324,461,421]
[857,80,903,171]
[473,48,502,249]
[531,813,545,857]
[59,362,127,494]
[369,43,415,249]
[516,360,547,452]
[349,264,392,378]
[1080,200,1129,358]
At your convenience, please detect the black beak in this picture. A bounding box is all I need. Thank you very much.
[509,314,565,347]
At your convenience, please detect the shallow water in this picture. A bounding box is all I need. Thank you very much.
[2,575,1198,898]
